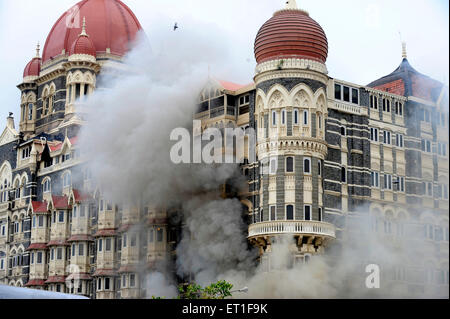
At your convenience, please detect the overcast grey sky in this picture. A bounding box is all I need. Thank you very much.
[0,0,448,127]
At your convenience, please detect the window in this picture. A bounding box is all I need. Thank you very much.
[57,247,62,260]
[396,134,404,147]
[395,102,403,116]
[97,278,102,290]
[303,158,311,174]
[270,158,277,174]
[272,111,277,126]
[340,126,346,136]
[51,248,54,260]
[351,88,359,104]
[31,253,34,264]
[343,86,350,102]
[318,160,322,176]
[318,208,323,222]
[149,229,154,243]
[281,109,286,125]
[384,174,392,190]
[37,252,42,264]
[294,109,299,125]
[72,244,75,256]
[383,131,391,145]
[58,211,64,223]
[318,115,322,129]
[130,274,135,287]
[98,239,103,252]
[43,179,51,193]
[270,205,276,221]
[371,172,380,188]
[286,157,294,173]
[286,205,294,220]
[32,216,36,228]
[303,110,308,125]
[438,143,447,156]
[21,147,31,159]
[38,215,44,227]
[123,234,127,247]
[28,103,33,120]
[122,275,126,287]
[105,278,110,290]
[78,243,84,256]
[398,177,405,192]
[421,139,432,153]
[63,173,71,187]
[73,206,77,218]
[157,228,163,242]
[304,205,311,220]
[370,95,378,109]
[106,238,111,251]
[341,167,346,183]
[370,128,379,142]
[334,84,342,100]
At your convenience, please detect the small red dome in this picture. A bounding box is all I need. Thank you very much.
[70,34,96,57]
[254,9,328,64]
[43,0,143,63]
[23,57,41,78]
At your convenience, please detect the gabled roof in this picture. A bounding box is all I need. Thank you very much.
[71,189,92,203]
[367,58,444,103]
[30,201,48,214]
[51,195,70,209]
[49,136,78,152]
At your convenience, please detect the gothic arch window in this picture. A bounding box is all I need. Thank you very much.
[42,177,51,193]
[42,87,50,117]
[63,172,72,188]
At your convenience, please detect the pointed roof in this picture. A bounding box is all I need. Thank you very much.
[367,58,444,102]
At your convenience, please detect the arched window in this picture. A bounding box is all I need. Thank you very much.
[28,103,33,120]
[286,205,294,220]
[63,173,71,188]
[272,110,277,126]
[281,109,286,125]
[286,157,294,173]
[303,110,309,125]
[293,109,299,125]
[43,178,51,193]
[303,158,311,174]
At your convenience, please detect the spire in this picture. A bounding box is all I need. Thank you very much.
[35,42,40,58]
[402,41,407,59]
[286,0,298,9]
[80,17,88,37]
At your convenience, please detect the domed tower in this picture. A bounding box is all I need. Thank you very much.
[18,44,41,137]
[64,17,99,116]
[249,0,335,264]
[17,0,143,136]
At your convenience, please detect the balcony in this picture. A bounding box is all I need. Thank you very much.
[248,220,336,240]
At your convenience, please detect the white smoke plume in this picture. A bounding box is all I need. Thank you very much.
[78,22,448,299]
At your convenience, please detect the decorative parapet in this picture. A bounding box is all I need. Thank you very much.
[248,220,336,239]
[329,100,369,116]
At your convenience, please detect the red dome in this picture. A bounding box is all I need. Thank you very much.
[42,0,142,64]
[23,57,41,78]
[254,9,328,64]
[70,33,96,57]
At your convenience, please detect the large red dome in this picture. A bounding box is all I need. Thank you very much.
[42,0,142,64]
[254,9,328,64]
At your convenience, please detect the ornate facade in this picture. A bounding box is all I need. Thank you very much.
[0,0,448,298]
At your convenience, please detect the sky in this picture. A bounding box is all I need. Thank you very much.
[0,0,448,128]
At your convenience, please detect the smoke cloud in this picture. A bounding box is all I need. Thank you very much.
[78,22,448,299]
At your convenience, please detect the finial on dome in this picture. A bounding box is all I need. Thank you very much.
[286,0,298,9]
[402,41,407,59]
[80,17,88,37]
[35,42,40,58]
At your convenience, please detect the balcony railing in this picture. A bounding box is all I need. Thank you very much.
[248,220,336,239]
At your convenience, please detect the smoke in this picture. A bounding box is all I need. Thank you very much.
[78,22,448,299]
